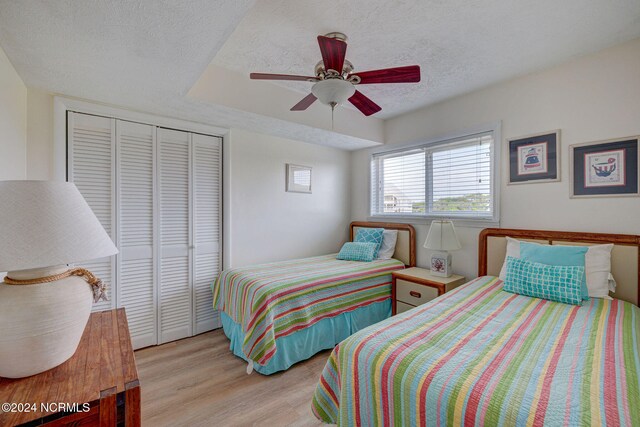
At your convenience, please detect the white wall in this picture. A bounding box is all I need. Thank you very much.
[0,45,27,180]
[226,128,351,268]
[26,88,53,180]
[352,37,640,281]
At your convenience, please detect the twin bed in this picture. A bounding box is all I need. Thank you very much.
[212,224,640,426]
[312,228,640,426]
[212,222,416,374]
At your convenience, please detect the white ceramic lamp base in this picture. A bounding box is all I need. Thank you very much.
[0,266,93,378]
[430,251,453,277]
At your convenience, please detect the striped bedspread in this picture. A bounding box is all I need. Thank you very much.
[312,276,640,426]
[212,254,405,366]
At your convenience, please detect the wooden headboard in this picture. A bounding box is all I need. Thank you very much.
[350,221,416,267]
[479,228,640,306]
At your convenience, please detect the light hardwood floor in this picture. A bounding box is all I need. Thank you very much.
[135,330,329,427]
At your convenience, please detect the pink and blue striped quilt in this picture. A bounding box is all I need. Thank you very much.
[212,254,405,366]
[312,276,640,426]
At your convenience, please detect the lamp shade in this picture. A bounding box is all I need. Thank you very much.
[423,220,462,251]
[0,181,118,272]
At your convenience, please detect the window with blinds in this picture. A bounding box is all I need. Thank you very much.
[370,132,496,221]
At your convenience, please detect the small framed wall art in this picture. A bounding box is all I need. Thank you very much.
[286,163,312,193]
[507,130,560,184]
[570,137,639,198]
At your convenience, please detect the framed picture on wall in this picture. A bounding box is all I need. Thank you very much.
[507,130,560,184]
[286,163,312,193]
[570,137,639,198]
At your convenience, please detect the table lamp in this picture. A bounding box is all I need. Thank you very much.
[0,181,118,378]
[423,220,461,277]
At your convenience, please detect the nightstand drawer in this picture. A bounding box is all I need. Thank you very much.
[396,301,416,314]
[396,279,439,306]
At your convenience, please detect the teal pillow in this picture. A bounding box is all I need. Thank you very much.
[337,242,377,262]
[354,228,385,258]
[519,242,589,300]
[503,257,585,305]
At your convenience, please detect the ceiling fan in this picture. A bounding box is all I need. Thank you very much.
[250,32,421,117]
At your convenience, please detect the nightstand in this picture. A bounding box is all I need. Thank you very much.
[0,309,140,426]
[392,267,466,314]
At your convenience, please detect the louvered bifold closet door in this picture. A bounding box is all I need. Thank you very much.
[192,134,222,334]
[68,112,116,312]
[116,121,157,349]
[158,128,193,343]
[69,111,223,347]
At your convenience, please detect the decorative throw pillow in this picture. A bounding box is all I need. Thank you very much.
[503,256,585,306]
[499,239,614,299]
[336,242,378,262]
[354,228,385,258]
[377,229,398,260]
[519,242,589,300]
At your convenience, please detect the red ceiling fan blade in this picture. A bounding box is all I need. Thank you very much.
[317,36,347,74]
[290,93,317,111]
[250,72,318,82]
[350,65,420,84]
[348,90,382,116]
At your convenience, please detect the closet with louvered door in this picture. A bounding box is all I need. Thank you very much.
[67,113,117,313]
[67,112,222,350]
[116,121,157,349]
[158,128,193,344]
[192,133,222,334]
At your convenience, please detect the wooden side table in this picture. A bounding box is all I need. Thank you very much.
[0,309,140,426]
[392,267,466,314]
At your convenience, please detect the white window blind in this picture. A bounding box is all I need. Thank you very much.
[371,132,496,221]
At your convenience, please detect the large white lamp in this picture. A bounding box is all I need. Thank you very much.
[423,220,461,277]
[0,181,118,378]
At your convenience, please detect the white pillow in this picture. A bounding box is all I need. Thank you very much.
[498,237,615,298]
[498,237,520,280]
[377,230,398,260]
[584,244,615,299]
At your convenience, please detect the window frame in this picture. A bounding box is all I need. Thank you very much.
[368,122,501,227]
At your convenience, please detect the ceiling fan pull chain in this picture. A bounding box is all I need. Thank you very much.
[331,104,335,131]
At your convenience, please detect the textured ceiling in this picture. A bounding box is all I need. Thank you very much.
[0,0,381,149]
[0,0,253,106]
[0,0,639,148]
[214,0,640,119]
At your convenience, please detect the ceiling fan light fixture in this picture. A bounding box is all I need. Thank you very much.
[311,79,355,107]
[250,32,420,116]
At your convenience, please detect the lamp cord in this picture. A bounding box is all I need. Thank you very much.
[4,268,108,303]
